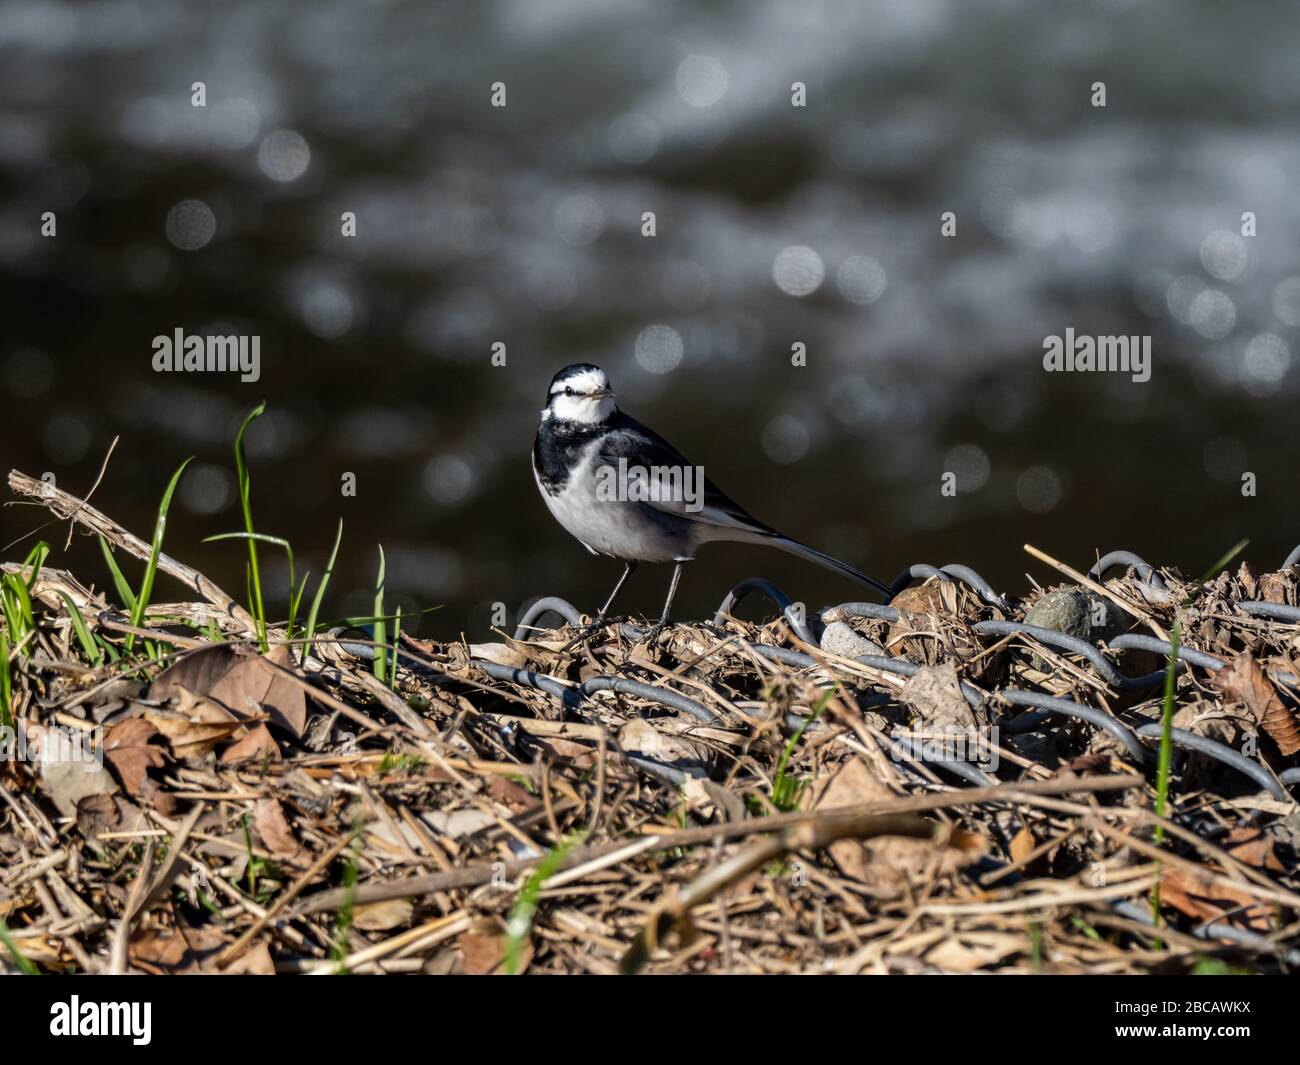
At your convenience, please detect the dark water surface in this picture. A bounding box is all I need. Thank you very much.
[2,0,1298,637]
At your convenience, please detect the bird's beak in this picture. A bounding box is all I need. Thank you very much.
[591,388,614,399]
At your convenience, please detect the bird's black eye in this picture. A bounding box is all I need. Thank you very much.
[564,386,573,396]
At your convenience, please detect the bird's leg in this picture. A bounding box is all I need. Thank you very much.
[562,561,636,651]
[639,560,686,647]
[596,560,636,621]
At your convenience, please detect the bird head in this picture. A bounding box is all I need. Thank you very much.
[543,363,616,425]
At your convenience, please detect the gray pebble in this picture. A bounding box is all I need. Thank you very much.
[819,620,885,659]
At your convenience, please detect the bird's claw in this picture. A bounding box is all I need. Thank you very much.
[560,616,624,653]
[637,621,669,649]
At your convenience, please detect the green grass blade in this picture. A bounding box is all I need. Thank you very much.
[13,579,33,633]
[314,606,440,631]
[288,571,308,643]
[1,573,36,653]
[1147,539,1244,934]
[126,458,191,652]
[0,917,38,975]
[21,541,50,588]
[205,532,293,551]
[329,835,363,972]
[3,575,34,635]
[58,592,102,666]
[1149,615,1182,935]
[1195,538,1249,585]
[98,535,136,610]
[205,530,297,642]
[2,584,20,645]
[770,684,835,812]
[0,634,12,731]
[505,833,586,975]
[0,540,49,651]
[1154,620,1181,835]
[1,585,16,642]
[235,402,268,652]
[371,546,386,682]
[244,562,255,635]
[301,519,344,666]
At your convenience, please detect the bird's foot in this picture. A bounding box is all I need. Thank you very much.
[636,620,670,649]
[560,616,624,653]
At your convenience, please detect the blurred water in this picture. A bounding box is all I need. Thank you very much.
[1,0,1298,636]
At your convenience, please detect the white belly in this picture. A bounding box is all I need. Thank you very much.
[534,446,690,563]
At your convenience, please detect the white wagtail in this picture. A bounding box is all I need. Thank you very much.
[532,363,892,644]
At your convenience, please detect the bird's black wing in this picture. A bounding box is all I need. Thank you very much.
[600,413,893,597]
[595,411,779,537]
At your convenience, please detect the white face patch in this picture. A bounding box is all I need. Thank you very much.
[546,367,615,424]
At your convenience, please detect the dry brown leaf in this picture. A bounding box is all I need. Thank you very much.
[144,784,181,817]
[150,643,307,738]
[811,758,979,897]
[886,582,959,663]
[467,642,531,669]
[130,921,274,974]
[1160,864,1271,933]
[1223,826,1285,873]
[130,923,227,973]
[812,755,891,809]
[150,644,243,701]
[531,736,596,768]
[1257,571,1290,604]
[76,790,150,842]
[103,718,167,796]
[142,689,241,760]
[890,582,955,617]
[76,792,149,839]
[1009,825,1036,864]
[458,916,529,975]
[252,798,304,865]
[1066,752,1113,775]
[1236,561,1257,599]
[1213,652,1300,755]
[352,898,414,931]
[220,723,281,765]
[926,932,1022,972]
[487,775,539,812]
[253,644,309,737]
[222,942,277,975]
[617,717,710,767]
[75,792,120,836]
[459,933,505,974]
[1171,700,1248,761]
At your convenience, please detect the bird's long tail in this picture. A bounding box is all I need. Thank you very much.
[768,535,893,599]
